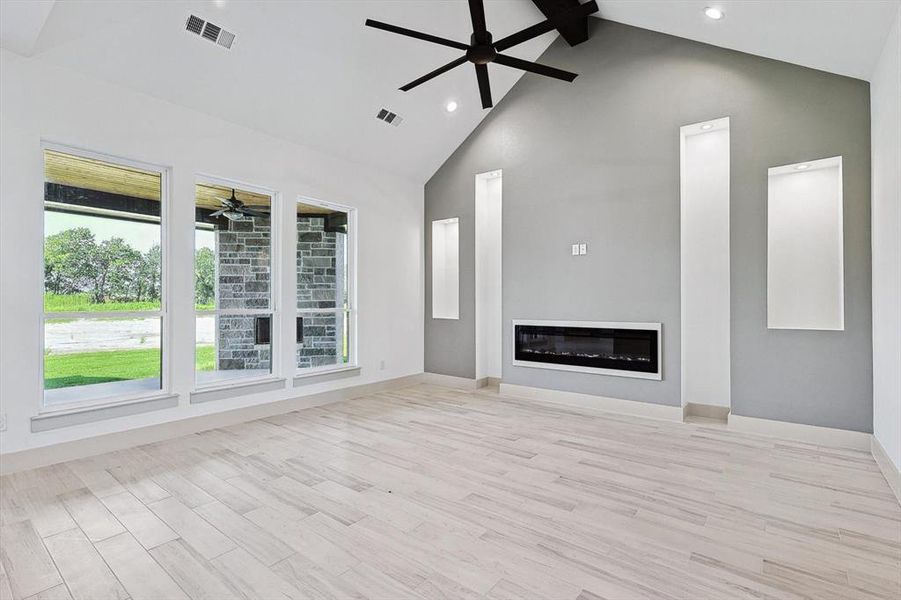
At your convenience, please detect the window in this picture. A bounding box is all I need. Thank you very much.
[296,199,355,371]
[194,179,275,387]
[42,147,167,408]
[431,217,459,319]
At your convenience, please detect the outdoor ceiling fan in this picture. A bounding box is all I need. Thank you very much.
[210,190,269,221]
[365,0,599,109]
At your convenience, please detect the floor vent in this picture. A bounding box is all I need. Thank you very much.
[376,108,403,127]
[185,15,236,50]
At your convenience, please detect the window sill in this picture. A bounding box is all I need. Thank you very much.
[293,365,361,387]
[31,393,179,433]
[189,377,286,404]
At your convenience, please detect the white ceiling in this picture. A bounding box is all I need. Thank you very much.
[1,0,897,182]
[2,0,557,182]
[595,0,900,81]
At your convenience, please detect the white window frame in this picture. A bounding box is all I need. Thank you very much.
[193,174,281,390]
[39,142,171,412]
[295,196,358,375]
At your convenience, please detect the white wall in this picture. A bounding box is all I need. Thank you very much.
[475,172,502,380]
[0,49,424,456]
[681,119,731,408]
[871,6,901,472]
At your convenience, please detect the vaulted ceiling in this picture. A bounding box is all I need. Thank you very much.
[2,0,898,183]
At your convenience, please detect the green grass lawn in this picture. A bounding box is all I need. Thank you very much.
[45,293,161,313]
[44,293,214,313]
[45,345,215,389]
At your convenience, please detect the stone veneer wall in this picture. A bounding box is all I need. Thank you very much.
[216,216,271,371]
[213,215,345,372]
[296,217,344,368]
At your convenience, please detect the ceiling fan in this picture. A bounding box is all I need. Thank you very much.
[210,190,269,221]
[365,0,599,109]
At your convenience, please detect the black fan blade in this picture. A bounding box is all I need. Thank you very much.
[215,196,238,208]
[240,207,269,217]
[494,54,578,82]
[469,0,487,35]
[495,1,599,51]
[475,63,492,108]
[365,19,468,51]
[494,21,556,52]
[400,56,468,91]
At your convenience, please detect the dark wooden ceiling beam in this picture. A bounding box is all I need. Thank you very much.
[529,0,592,46]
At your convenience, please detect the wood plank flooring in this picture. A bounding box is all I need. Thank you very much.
[1,383,899,599]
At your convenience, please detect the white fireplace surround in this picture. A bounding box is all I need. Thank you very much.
[511,320,663,381]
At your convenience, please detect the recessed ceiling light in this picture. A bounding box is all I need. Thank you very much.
[445,101,458,113]
[795,164,810,171]
[701,123,713,130]
[704,7,724,20]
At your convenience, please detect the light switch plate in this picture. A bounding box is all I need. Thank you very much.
[571,244,580,256]
[579,243,587,255]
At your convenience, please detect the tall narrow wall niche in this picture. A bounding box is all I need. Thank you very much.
[476,170,503,380]
[680,117,731,410]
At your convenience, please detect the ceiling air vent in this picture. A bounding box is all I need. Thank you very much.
[201,22,221,42]
[217,30,236,49]
[376,108,403,127]
[185,15,236,50]
[186,15,204,35]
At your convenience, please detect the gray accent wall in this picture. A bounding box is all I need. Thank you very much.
[424,19,872,431]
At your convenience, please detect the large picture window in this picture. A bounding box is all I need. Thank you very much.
[296,199,354,372]
[42,147,167,408]
[194,179,275,387]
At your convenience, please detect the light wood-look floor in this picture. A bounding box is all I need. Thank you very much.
[2,384,899,600]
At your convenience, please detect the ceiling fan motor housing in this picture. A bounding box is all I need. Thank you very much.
[467,32,497,64]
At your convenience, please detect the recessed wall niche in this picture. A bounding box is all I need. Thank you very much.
[767,157,844,331]
[431,217,460,320]
[680,117,731,409]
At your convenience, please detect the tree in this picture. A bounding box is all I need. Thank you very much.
[136,244,162,302]
[44,227,97,295]
[195,247,215,307]
[92,237,142,303]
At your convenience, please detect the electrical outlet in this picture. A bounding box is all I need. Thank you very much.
[379,360,386,371]
[0,413,7,432]
[571,244,579,256]
[579,243,587,255]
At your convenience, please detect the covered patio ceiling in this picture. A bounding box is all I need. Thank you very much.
[44,150,330,214]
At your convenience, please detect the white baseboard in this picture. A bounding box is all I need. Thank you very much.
[727,413,872,451]
[0,373,424,476]
[498,383,683,422]
[871,436,901,505]
[421,372,488,390]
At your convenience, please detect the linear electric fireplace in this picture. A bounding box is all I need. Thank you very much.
[512,320,662,380]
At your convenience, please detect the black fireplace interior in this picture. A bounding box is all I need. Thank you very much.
[514,324,658,374]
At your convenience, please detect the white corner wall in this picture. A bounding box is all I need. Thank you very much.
[0,49,424,456]
[680,118,731,408]
[871,6,901,472]
[475,172,502,380]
